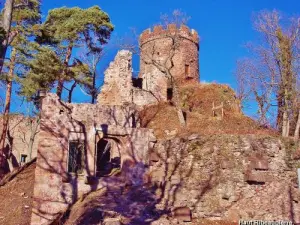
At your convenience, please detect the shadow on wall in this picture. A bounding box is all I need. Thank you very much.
[32,113,101,224]
[56,137,219,225]
[32,94,218,225]
[32,98,141,224]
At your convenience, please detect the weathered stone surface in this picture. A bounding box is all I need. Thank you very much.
[173,207,192,222]
[187,133,200,141]
[98,25,200,107]
[149,152,160,163]
[249,154,269,170]
[140,25,199,86]
[0,115,39,167]
[104,218,121,225]
[244,170,269,183]
[30,93,156,225]
[149,135,300,223]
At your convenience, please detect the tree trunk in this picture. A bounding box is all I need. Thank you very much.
[172,80,186,127]
[0,0,15,75]
[91,70,96,104]
[0,47,16,178]
[282,102,290,137]
[28,117,40,160]
[294,110,300,140]
[68,81,77,103]
[56,44,73,99]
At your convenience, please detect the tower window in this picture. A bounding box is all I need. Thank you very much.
[68,141,84,174]
[167,88,173,100]
[20,154,27,163]
[185,64,190,77]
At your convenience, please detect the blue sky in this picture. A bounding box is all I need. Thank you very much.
[4,0,300,114]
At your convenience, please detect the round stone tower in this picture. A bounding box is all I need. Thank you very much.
[139,24,200,90]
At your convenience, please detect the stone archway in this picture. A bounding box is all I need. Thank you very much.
[96,138,121,177]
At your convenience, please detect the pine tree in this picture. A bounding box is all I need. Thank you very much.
[35,6,114,100]
[0,0,41,178]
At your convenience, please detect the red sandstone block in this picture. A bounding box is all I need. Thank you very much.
[244,171,269,183]
[248,155,269,170]
[167,24,177,33]
[180,25,190,33]
[140,28,151,41]
[153,25,163,34]
[173,207,192,222]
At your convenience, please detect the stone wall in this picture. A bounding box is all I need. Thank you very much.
[97,50,133,105]
[0,115,39,168]
[139,24,200,86]
[31,93,156,225]
[98,25,200,107]
[148,135,300,223]
[98,50,164,106]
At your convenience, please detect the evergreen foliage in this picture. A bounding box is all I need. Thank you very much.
[21,5,114,100]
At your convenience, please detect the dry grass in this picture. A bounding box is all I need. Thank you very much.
[140,83,277,139]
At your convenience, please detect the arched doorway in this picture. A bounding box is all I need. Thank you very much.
[96,138,120,177]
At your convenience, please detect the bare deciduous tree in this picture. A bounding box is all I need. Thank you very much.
[119,9,192,127]
[236,10,300,137]
[79,50,104,104]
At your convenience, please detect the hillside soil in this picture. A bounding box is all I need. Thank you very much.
[140,83,277,139]
[0,160,36,225]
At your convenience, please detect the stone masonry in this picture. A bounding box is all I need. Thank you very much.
[148,135,300,224]
[0,115,39,169]
[98,24,200,106]
[31,93,156,225]
[31,25,200,224]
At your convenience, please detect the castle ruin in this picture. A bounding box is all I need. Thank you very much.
[98,24,200,106]
[31,24,200,224]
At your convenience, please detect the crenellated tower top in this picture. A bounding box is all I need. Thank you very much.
[139,24,199,48]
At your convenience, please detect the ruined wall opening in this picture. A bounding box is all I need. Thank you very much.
[185,64,193,80]
[96,138,121,177]
[132,77,143,89]
[20,154,27,163]
[68,141,85,174]
[167,88,173,101]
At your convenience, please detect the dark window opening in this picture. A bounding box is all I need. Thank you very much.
[68,141,84,174]
[185,64,193,80]
[20,154,27,163]
[96,139,112,177]
[157,52,161,56]
[131,113,137,128]
[167,88,173,101]
[247,181,265,185]
[183,111,187,122]
[185,64,190,77]
[132,78,143,89]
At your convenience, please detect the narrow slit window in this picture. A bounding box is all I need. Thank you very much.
[185,64,190,77]
[68,141,84,174]
[167,88,173,101]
